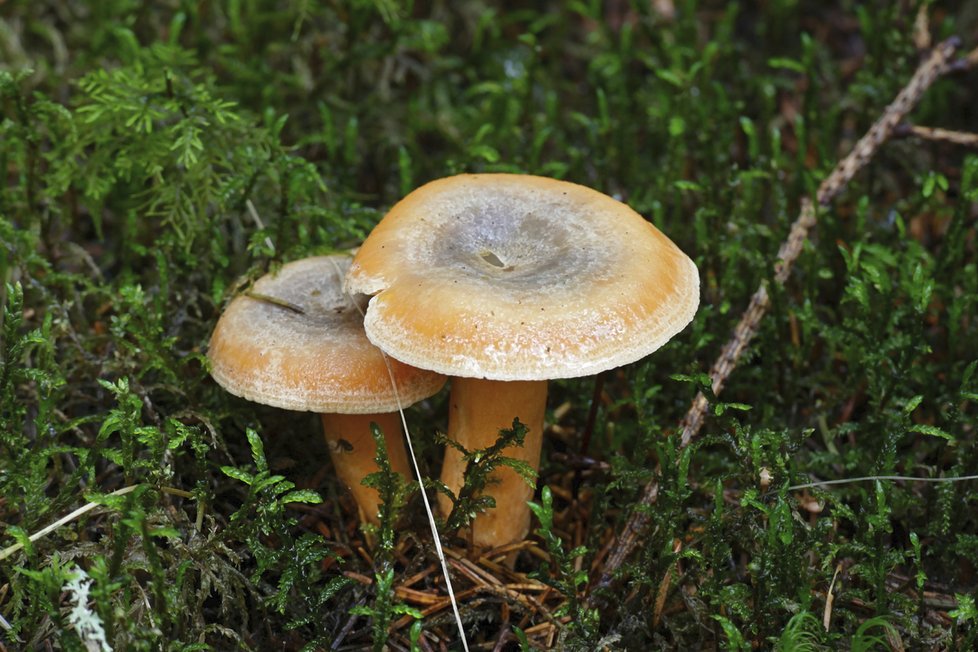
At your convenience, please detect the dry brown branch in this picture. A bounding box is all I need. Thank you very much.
[965,46,978,70]
[586,36,971,606]
[894,123,978,147]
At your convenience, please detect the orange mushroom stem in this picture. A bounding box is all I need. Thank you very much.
[438,378,548,547]
[321,412,411,525]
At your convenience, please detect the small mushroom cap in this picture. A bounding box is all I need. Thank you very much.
[346,174,700,381]
[208,255,446,413]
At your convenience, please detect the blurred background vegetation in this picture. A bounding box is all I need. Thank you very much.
[1,0,977,649]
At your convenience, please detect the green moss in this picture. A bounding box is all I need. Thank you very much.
[1,1,976,649]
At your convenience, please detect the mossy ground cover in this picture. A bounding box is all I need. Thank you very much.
[1,1,977,649]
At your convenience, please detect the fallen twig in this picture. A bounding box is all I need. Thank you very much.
[894,123,978,147]
[587,36,975,605]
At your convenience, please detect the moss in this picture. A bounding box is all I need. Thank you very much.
[1,1,976,649]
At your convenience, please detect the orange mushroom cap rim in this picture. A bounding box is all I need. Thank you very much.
[346,174,701,381]
[207,255,446,413]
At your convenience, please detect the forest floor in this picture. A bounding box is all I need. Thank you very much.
[1,1,978,650]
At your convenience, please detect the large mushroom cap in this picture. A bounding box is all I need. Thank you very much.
[346,174,700,381]
[208,255,446,413]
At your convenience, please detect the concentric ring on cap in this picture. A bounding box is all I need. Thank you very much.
[345,174,700,381]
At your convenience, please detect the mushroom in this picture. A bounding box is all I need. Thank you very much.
[208,254,446,525]
[345,174,699,548]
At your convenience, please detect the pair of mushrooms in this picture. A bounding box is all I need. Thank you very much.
[208,174,699,548]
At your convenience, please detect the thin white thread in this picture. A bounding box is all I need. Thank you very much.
[245,200,276,254]
[788,474,978,491]
[0,485,140,561]
[332,256,470,652]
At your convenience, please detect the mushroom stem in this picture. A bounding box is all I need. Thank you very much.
[438,378,548,548]
[320,412,411,525]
